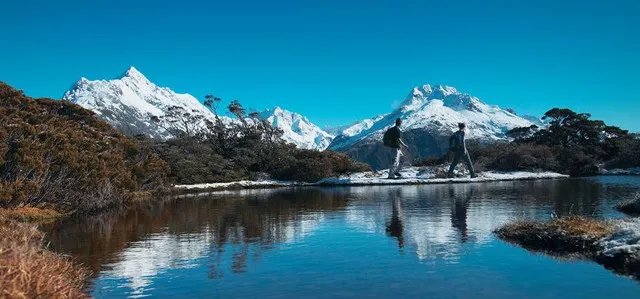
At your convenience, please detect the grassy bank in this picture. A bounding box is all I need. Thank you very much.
[0,211,89,298]
[495,216,640,279]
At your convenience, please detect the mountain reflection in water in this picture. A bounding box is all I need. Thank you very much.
[43,177,640,298]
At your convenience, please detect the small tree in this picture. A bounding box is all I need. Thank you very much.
[151,106,207,138]
[228,100,247,124]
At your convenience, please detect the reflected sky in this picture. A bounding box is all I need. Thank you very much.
[44,177,640,298]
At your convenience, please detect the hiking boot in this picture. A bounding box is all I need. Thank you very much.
[470,174,478,178]
[395,172,403,178]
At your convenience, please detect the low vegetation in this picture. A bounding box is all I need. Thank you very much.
[496,216,640,279]
[420,108,640,176]
[0,82,169,215]
[0,216,89,298]
[496,216,613,253]
[0,207,63,223]
[149,96,370,184]
[502,109,640,176]
[1,82,170,297]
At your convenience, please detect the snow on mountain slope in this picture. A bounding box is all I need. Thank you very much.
[259,107,334,150]
[62,67,220,139]
[62,67,335,150]
[338,114,387,138]
[329,84,535,150]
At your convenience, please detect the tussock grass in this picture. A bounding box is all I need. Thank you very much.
[0,217,89,298]
[495,216,640,279]
[495,216,613,254]
[0,207,63,223]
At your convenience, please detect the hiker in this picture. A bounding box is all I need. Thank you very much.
[447,123,477,178]
[383,118,408,179]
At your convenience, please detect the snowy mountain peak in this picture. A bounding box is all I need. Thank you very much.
[63,68,334,150]
[120,66,148,81]
[259,107,334,150]
[328,84,536,161]
[62,67,216,139]
[402,84,485,113]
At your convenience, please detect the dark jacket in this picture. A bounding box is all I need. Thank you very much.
[388,126,402,148]
[450,130,466,152]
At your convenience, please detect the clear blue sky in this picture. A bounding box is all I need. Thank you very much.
[1,0,638,131]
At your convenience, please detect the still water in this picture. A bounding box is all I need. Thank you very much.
[45,177,640,298]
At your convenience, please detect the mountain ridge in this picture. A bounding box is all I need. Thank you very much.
[327,84,537,168]
[62,67,334,149]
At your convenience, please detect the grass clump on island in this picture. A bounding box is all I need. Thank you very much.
[495,217,613,253]
[496,216,640,279]
[0,216,89,298]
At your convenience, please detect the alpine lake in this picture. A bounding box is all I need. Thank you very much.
[44,176,640,298]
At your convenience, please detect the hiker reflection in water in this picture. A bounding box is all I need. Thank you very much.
[386,189,405,248]
[449,186,472,243]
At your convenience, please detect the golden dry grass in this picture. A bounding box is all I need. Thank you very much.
[495,216,614,253]
[0,217,89,298]
[545,217,613,239]
[0,207,63,223]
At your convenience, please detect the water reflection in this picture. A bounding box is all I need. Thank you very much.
[45,188,349,294]
[450,186,470,243]
[43,177,640,297]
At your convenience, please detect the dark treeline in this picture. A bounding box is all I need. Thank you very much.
[419,108,639,176]
[145,95,370,184]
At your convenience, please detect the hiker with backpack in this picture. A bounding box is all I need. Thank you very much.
[447,123,477,178]
[383,118,408,179]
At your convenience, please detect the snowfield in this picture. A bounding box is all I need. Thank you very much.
[174,167,568,191]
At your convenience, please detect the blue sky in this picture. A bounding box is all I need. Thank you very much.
[1,0,638,131]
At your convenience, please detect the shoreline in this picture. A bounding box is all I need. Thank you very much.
[172,170,570,194]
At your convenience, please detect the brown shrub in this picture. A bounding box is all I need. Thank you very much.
[0,82,169,214]
[0,217,89,298]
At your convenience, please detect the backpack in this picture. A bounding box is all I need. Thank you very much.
[383,127,394,147]
[449,131,461,150]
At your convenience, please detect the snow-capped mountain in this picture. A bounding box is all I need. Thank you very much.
[62,67,220,139]
[328,84,537,169]
[62,67,334,150]
[259,107,334,150]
